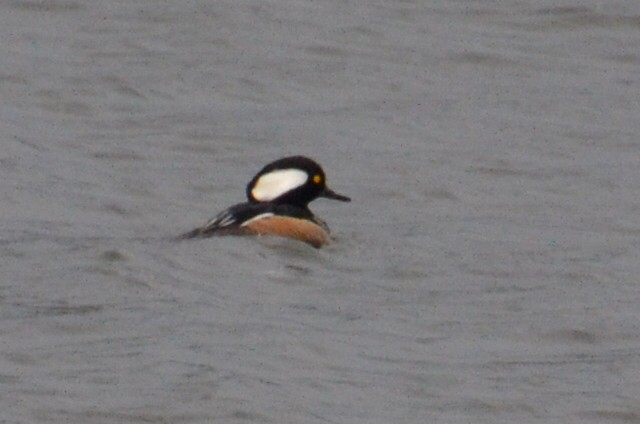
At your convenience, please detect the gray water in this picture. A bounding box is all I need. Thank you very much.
[2,0,640,423]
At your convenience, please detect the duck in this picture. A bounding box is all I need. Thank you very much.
[180,156,350,248]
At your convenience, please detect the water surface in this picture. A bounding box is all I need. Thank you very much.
[2,0,640,422]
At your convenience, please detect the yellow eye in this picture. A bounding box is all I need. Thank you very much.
[313,174,322,184]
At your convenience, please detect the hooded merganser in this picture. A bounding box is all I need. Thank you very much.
[180,156,350,248]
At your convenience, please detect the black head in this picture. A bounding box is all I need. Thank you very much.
[246,156,351,206]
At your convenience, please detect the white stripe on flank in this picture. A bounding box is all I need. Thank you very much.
[240,212,275,227]
[250,169,308,201]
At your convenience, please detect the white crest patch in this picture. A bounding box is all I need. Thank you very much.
[251,169,308,201]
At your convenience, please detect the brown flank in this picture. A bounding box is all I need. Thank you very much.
[242,216,331,248]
